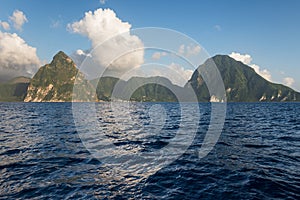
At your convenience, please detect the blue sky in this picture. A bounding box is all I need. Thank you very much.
[0,0,299,90]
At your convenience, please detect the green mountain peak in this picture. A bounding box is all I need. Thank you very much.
[24,51,94,102]
[50,51,76,69]
[188,54,300,102]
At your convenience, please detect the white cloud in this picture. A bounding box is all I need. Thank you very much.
[0,31,40,80]
[167,63,193,85]
[214,25,221,31]
[0,21,10,30]
[283,77,295,87]
[229,52,272,81]
[144,63,193,86]
[68,8,144,73]
[70,49,93,68]
[250,64,272,81]
[9,10,28,31]
[100,0,107,4]
[229,52,252,65]
[76,49,91,57]
[152,52,167,60]
[187,45,201,56]
[178,44,201,57]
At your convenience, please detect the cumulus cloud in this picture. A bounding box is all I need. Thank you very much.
[229,52,252,65]
[68,8,144,73]
[76,49,91,57]
[167,63,193,85]
[250,64,272,81]
[178,44,201,57]
[283,77,295,87]
[9,10,28,31]
[70,49,92,66]
[0,21,10,30]
[143,63,193,86]
[0,31,40,81]
[229,52,272,81]
[152,51,167,60]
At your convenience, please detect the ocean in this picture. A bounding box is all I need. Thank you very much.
[0,102,299,199]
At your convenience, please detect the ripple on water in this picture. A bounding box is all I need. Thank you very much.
[0,102,299,199]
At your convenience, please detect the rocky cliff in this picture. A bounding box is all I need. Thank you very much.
[24,51,95,102]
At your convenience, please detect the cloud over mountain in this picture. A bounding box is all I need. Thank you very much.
[68,8,144,73]
[167,63,193,86]
[283,77,295,87]
[229,52,272,81]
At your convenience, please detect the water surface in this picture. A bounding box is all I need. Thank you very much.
[0,103,299,199]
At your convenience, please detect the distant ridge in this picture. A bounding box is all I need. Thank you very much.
[94,76,182,102]
[8,76,31,84]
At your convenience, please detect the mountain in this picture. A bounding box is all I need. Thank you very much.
[125,76,180,102]
[2,52,298,103]
[95,55,300,102]
[0,76,30,102]
[187,55,300,102]
[24,51,95,102]
[91,76,126,101]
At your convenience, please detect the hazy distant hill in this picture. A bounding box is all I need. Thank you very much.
[91,76,126,101]
[94,76,182,102]
[0,77,30,102]
[187,55,300,102]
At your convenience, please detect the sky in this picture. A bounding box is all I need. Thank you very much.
[0,0,299,90]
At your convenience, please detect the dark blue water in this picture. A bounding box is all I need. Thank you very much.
[0,103,299,199]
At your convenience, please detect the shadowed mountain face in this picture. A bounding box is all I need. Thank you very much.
[187,55,300,102]
[0,52,299,102]
[0,77,30,102]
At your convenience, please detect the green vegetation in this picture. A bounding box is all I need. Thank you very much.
[92,76,126,101]
[188,55,300,102]
[96,76,179,102]
[1,53,299,102]
[24,51,95,102]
